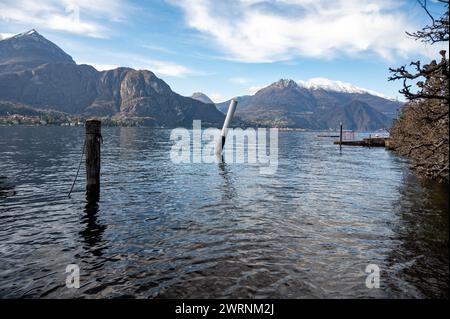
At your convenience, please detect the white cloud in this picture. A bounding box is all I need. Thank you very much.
[0,32,14,40]
[141,44,177,55]
[230,77,251,85]
[81,52,203,78]
[248,85,265,95]
[71,41,208,77]
[210,92,224,103]
[140,59,193,77]
[0,0,133,38]
[170,0,444,62]
[79,62,119,71]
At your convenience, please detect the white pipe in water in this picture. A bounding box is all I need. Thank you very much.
[217,98,238,155]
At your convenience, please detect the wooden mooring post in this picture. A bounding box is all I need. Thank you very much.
[85,120,101,194]
[339,122,343,150]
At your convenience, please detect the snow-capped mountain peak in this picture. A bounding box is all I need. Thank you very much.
[272,78,299,89]
[297,77,396,101]
[12,29,40,39]
[24,29,38,36]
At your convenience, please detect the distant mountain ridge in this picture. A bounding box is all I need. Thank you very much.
[0,30,224,127]
[0,30,401,130]
[217,79,402,130]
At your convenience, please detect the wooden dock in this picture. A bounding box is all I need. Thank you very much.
[318,134,340,138]
[334,137,390,147]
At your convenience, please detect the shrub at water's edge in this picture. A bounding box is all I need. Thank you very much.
[389,0,449,183]
[390,98,449,183]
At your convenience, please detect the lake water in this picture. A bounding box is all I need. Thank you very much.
[0,126,448,298]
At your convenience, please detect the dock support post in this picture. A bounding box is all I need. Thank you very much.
[217,98,238,155]
[85,120,101,194]
[339,122,343,150]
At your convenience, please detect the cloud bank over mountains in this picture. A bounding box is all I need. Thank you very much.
[170,0,443,62]
[0,0,133,38]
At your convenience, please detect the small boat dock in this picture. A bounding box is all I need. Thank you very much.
[318,134,340,138]
[334,137,390,147]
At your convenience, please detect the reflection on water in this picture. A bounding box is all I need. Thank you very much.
[80,190,106,257]
[218,161,236,202]
[0,126,448,298]
[0,176,16,198]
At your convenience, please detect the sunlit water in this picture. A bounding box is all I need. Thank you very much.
[0,126,448,298]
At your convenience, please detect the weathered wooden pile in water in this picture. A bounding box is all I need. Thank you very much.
[334,137,391,148]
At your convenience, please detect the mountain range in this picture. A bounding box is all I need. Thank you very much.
[215,79,402,131]
[0,30,402,130]
[0,30,224,127]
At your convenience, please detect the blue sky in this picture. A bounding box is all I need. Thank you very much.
[0,0,447,102]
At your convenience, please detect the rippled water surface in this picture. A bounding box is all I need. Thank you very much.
[0,126,448,298]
